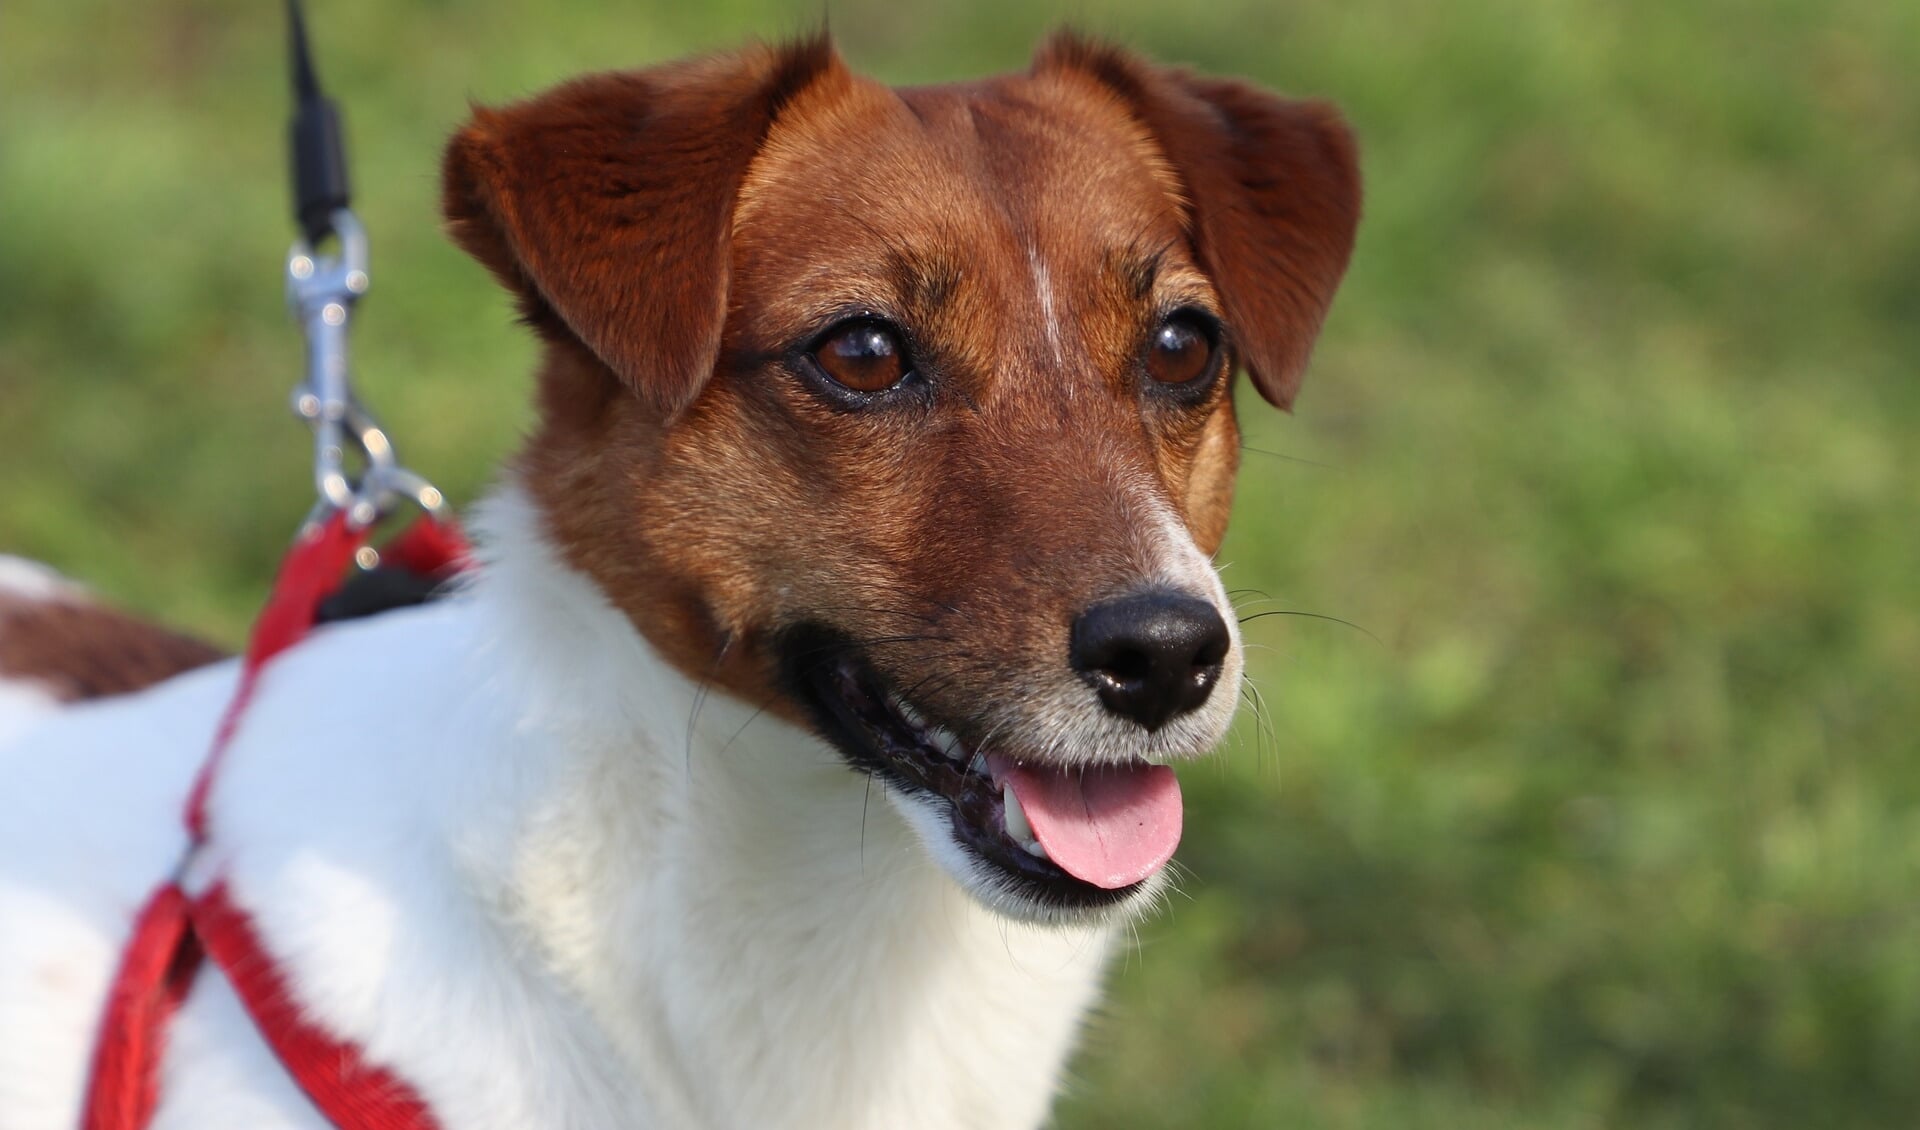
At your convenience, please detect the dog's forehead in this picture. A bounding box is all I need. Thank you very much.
[731,66,1194,318]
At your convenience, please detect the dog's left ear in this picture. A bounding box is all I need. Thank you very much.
[442,37,845,418]
[1037,34,1362,411]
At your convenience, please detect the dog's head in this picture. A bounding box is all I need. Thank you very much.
[442,33,1359,922]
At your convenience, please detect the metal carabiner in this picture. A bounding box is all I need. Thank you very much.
[285,207,444,532]
[342,399,445,518]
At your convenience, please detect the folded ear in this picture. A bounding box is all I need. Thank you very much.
[1036,34,1361,410]
[442,37,843,418]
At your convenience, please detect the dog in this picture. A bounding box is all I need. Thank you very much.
[0,32,1358,1130]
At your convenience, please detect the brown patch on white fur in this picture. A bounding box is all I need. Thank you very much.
[440,32,1359,755]
[0,592,226,703]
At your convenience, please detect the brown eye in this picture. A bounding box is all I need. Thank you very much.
[812,320,909,393]
[1146,313,1218,386]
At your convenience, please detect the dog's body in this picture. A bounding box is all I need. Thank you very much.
[0,34,1357,1130]
[0,494,1105,1129]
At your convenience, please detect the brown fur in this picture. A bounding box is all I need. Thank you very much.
[0,594,226,703]
[1034,34,1363,410]
[441,32,1360,745]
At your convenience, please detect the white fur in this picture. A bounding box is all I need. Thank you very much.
[0,556,85,604]
[0,558,88,746]
[0,679,60,750]
[1028,247,1068,373]
[0,488,1119,1130]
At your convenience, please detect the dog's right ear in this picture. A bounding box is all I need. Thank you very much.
[442,38,843,418]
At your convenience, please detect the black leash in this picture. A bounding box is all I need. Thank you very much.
[287,0,351,246]
[278,0,455,617]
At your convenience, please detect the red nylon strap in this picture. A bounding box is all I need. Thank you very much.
[194,883,439,1130]
[82,513,467,1130]
[79,885,202,1130]
[375,517,468,581]
[183,511,369,842]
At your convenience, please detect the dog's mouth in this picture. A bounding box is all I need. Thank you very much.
[779,628,1183,911]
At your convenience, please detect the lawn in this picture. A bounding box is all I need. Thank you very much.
[3,1,1916,1126]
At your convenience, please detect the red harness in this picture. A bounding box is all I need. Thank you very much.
[81,513,469,1130]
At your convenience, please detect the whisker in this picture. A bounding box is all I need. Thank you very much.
[716,702,771,758]
[684,632,734,773]
[1240,679,1281,779]
[860,774,874,872]
[1239,443,1333,469]
[1237,686,1264,773]
[895,671,964,708]
[1237,609,1383,647]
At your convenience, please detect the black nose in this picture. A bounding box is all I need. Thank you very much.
[1069,591,1230,732]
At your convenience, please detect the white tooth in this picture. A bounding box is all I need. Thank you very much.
[1003,783,1047,858]
[967,752,988,776]
[894,698,924,727]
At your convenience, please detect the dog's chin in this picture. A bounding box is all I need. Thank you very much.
[777,626,1204,927]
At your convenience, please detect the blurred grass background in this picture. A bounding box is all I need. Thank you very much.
[4,0,1917,1126]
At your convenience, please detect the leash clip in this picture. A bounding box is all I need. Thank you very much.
[285,208,445,532]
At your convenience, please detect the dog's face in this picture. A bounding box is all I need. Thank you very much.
[443,34,1358,922]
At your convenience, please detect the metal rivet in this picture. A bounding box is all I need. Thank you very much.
[290,255,315,279]
[345,270,369,293]
[354,546,381,570]
[322,302,347,326]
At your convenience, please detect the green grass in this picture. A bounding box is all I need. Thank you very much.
[4,1,1916,1126]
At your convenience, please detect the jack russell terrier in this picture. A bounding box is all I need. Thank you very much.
[0,31,1358,1130]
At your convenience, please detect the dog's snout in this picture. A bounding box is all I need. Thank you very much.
[1070,591,1230,732]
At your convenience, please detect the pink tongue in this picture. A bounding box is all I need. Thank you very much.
[998,760,1183,890]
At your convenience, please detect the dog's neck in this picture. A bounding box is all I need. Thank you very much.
[447,485,1113,1129]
